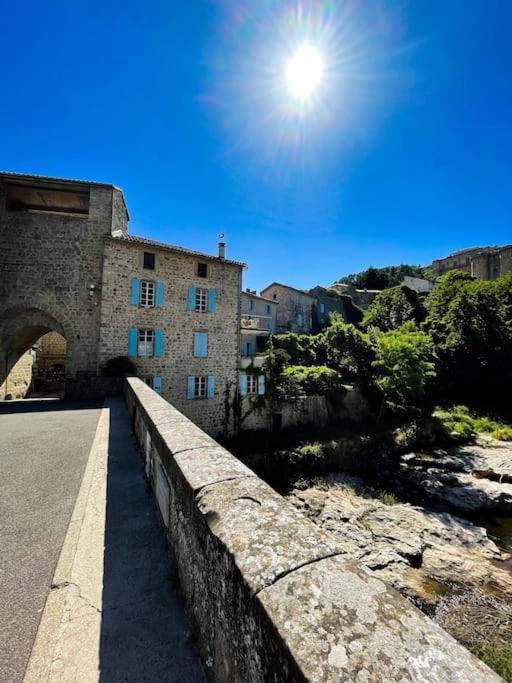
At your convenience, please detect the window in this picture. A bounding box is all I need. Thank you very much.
[138,329,154,356]
[197,262,208,278]
[266,304,271,315]
[140,281,155,307]
[143,252,155,270]
[247,375,258,394]
[194,376,207,398]
[195,287,208,312]
[273,293,277,300]
[193,332,208,357]
[320,303,325,314]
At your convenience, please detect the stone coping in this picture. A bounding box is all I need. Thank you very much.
[124,377,500,682]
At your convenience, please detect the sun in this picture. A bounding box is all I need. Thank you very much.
[285,45,324,100]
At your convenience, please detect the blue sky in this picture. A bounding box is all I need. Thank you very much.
[1,1,511,291]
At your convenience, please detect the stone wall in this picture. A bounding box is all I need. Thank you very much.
[0,175,127,394]
[125,377,498,682]
[101,238,243,435]
[0,350,33,399]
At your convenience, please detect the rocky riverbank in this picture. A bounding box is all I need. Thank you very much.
[288,473,512,607]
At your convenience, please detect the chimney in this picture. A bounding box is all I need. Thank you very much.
[218,233,226,259]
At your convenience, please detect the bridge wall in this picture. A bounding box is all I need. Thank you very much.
[124,377,498,682]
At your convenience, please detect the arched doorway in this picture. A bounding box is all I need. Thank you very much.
[0,308,70,400]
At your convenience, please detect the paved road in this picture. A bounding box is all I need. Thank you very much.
[0,399,103,682]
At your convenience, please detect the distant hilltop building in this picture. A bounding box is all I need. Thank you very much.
[432,245,512,280]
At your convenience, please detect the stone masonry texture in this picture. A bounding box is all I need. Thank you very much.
[126,377,500,682]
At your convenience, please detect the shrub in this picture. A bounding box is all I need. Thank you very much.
[271,333,318,366]
[491,427,512,441]
[283,365,346,401]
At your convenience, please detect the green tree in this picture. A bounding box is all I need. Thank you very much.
[270,332,318,366]
[339,264,425,290]
[321,320,374,389]
[372,323,436,414]
[283,365,346,402]
[363,285,426,332]
[424,272,512,396]
[262,339,302,409]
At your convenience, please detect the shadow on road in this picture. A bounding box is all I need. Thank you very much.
[99,399,204,682]
[0,398,103,415]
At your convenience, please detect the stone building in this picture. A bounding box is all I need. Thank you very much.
[432,245,512,280]
[307,285,348,330]
[259,282,315,333]
[0,171,245,436]
[100,234,244,435]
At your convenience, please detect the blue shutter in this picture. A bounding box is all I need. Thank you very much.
[208,288,216,313]
[155,281,164,308]
[187,286,196,311]
[153,377,162,394]
[128,328,137,357]
[240,374,248,396]
[207,375,215,398]
[245,342,252,357]
[320,303,325,314]
[130,279,140,305]
[154,329,164,357]
[187,376,195,399]
[194,332,208,357]
[258,375,266,395]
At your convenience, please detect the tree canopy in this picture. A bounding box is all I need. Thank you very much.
[362,285,427,332]
[338,264,426,290]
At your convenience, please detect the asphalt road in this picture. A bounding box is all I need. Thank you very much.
[0,399,103,682]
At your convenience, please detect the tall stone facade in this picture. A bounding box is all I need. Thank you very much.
[0,172,244,435]
[100,236,243,435]
[432,245,512,280]
[0,172,128,398]
[259,282,315,333]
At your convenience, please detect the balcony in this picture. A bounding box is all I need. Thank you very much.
[241,314,273,334]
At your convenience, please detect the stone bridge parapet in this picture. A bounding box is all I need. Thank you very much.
[124,377,500,682]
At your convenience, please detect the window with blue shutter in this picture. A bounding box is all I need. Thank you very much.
[240,373,248,396]
[128,328,137,357]
[258,375,266,395]
[266,304,271,315]
[187,376,195,399]
[155,281,164,308]
[320,303,325,314]
[187,286,196,311]
[207,375,215,398]
[208,288,216,313]
[130,279,140,305]
[154,329,164,357]
[193,332,208,357]
[153,377,162,394]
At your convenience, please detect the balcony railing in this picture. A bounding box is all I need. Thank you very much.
[241,314,273,332]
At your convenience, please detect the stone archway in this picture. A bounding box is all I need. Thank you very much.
[0,308,71,400]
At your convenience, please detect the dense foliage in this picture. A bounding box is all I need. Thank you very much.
[338,264,426,290]
[265,270,512,417]
[424,272,512,396]
[283,365,346,401]
[372,323,436,414]
[363,285,427,332]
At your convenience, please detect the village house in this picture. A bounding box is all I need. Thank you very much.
[259,282,315,333]
[0,171,245,436]
[238,289,276,400]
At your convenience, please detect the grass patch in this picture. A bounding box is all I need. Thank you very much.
[433,404,512,441]
[470,644,512,682]
[377,490,399,505]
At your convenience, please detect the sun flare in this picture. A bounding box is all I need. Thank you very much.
[285,45,324,100]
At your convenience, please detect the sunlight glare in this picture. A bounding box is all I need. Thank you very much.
[286,45,324,100]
